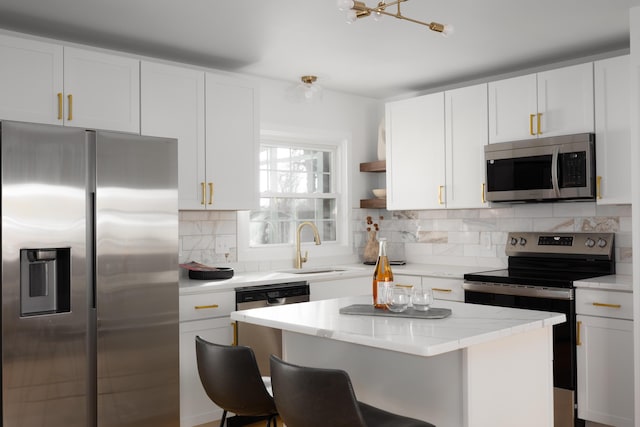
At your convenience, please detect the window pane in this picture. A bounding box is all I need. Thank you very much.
[252,142,336,246]
[259,145,333,194]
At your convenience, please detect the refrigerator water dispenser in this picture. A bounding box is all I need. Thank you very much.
[20,248,71,316]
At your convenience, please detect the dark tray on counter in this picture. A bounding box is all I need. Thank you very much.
[339,304,452,319]
[180,261,234,280]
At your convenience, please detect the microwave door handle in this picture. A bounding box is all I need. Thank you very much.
[551,146,560,198]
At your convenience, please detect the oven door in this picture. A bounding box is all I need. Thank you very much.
[463,282,575,389]
[464,282,577,426]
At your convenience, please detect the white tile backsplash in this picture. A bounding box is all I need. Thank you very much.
[178,202,632,275]
[355,202,632,273]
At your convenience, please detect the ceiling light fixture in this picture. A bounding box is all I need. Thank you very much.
[336,0,453,36]
[297,75,323,103]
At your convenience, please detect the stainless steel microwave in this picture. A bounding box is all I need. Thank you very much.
[485,133,596,202]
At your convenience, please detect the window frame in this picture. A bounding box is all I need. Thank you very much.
[237,128,353,263]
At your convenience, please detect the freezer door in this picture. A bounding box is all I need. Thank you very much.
[1,121,89,426]
[94,131,179,426]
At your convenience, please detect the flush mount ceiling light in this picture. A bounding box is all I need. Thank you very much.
[336,0,453,36]
[296,75,323,103]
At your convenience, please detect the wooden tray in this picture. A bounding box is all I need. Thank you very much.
[339,304,452,319]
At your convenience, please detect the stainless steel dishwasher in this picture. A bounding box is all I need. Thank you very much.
[235,281,309,375]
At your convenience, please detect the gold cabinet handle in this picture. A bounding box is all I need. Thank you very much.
[576,320,582,346]
[438,185,444,205]
[432,288,452,293]
[67,94,73,120]
[529,114,535,135]
[57,93,63,120]
[231,322,238,346]
[208,182,214,205]
[592,302,621,309]
[481,183,486,204]
[200,182,206,205]
[537,113,542,135]
[596,176,602,199]
[194,304,219,310]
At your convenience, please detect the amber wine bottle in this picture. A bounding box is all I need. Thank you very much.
[373,238,393,308]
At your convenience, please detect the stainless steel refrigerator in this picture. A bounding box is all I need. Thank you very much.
[0,120,179,426]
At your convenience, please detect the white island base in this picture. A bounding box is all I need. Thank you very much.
[231,296,565,427]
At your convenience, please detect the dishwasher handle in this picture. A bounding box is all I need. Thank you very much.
[268,294,309,305]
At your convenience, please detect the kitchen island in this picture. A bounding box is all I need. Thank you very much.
[231,295,566,427]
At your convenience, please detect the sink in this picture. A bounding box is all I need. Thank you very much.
[278,267,352,275]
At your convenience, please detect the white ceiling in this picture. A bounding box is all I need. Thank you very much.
[0,0,634,99]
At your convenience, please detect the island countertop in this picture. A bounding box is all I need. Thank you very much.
[230,295,566,357]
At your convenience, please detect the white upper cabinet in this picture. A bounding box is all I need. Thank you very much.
[594,55,631,205]
[386,92,445,210]
[63,47,140,133]
[204,73,259,210]
[488,73,537,143]
[489,63,594,143]
[445,83,489,209]
[0,33,63,124]
[0,34,139,132]
[141,61,206,210]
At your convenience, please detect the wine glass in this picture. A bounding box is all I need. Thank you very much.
[386,286,410,312]
[411,287,434,311]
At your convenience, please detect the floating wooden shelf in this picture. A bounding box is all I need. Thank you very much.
[360,198,386,209]
[359,160,386,173]
[359,160,387,208]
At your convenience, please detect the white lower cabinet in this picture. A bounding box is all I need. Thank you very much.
[422,276,464,302]
[308,274,464,303]
[576,288,635,427]
[179,291,235,427]
[309,276,370,301]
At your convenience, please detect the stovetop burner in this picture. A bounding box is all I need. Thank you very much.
[465,232,616,288]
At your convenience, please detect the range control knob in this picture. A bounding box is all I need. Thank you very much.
[510,237,518,246]
[597,238,607,248]
[585,238,596,248]
[519,237,527,246]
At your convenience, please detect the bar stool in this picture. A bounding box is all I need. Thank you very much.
[195,336,278,427]
[269,355,435,427]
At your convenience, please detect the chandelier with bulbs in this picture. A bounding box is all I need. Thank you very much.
[336,0,453,36]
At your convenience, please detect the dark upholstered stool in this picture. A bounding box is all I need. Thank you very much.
[195,336,278,427]
[269,355,435,427]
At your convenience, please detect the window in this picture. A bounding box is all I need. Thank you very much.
[238,129,351,262]
[250,144,337,245]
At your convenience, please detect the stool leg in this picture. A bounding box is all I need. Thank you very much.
[219,410,227,427]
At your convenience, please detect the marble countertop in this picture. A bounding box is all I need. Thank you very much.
[179,262,492,295]
[574,274,633,292]
[230,295,566,358]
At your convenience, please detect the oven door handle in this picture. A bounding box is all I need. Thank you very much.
[551,146,560,198]
[463,281,574,300]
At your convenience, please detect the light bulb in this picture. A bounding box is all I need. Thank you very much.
[441,24,454,37]
[336,0,354,11]
[345,9,358,23]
